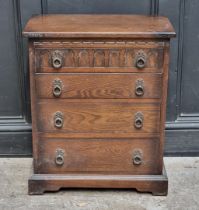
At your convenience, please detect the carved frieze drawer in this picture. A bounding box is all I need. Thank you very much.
[34,41,165,73]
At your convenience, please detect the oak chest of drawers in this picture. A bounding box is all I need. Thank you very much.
[23,14,175,195]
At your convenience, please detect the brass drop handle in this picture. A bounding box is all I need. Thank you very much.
[135,79,144,96]
[55,149,64,166]
[133,149,143,165]
[54,111,64,128]
[52,50,63,69]
[136,57,146,69]
[135,50,147,69]
[134,112,144,129]
[53,79,62,97]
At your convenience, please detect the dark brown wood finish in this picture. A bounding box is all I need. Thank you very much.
[35,74,162,99]
[37,100,160,135]
[29,169,168,196]
[37,138,161,175]
[23,15,175,38]
[23,15,175,195]
[34,42,165,72]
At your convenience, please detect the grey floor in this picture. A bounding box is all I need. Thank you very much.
[0,157,198,210]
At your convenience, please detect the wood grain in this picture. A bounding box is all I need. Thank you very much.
[37,99,160,135]
[29,168,168,195]
[35,46,164,72]
[23,14,176,38]
[35,73,162,99]
[23,14,175,195]
[37,138,161,175]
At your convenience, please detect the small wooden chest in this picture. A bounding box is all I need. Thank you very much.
[23,15,175,195]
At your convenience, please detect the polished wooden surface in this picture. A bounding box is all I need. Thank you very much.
[29,167,168,195]
[37,99,160,135]
[35,74,162,99]
[24,14,175,195]
[36,138,161,175]
[35,42,164,72]
[23,15,175,38]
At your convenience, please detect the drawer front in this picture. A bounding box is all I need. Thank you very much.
[36,100,160,136]
[37,138,161,175]
[35,73,162,99]
[34,41,164,73]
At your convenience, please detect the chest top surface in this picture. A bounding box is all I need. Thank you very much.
[23,14,175,39]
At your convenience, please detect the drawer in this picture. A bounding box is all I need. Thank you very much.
[34,41,164,73]
[36,138,161,175]
[35,73,162,99]
[36,100,160,137]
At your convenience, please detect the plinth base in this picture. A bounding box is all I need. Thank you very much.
[29,164,168,196]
